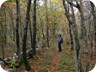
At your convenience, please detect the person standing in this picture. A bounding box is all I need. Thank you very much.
[57,34,63,52]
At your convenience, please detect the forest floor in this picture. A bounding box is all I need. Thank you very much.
[16,42,75,72]
[3,41,96,72]
[48,45,59,72]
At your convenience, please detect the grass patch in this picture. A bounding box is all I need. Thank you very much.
[57,51,75,72]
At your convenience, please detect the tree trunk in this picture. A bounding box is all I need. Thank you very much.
[0,11,5,59]
[62,0,82,72]
[78,1,90,72]
[45,0,49,48]
[62,0,74,50]
[1,44,4,59]
[32,0,37,55]
[91,1,96,55]
[22,0,32,71]
[3,9,7,44]
[40,20,45,39]
[70,3,82,72]
[16,0,20,58]
[29,17,33,49]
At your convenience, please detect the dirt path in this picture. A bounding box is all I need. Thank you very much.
[48,45,59,72]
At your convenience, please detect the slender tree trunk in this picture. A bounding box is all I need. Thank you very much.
[62,0,73,50]
[41,24,45,39]
[0,13,5,59]
[22,0,32,71]
[29,17,33,49]
[45,0,49,48]
[39,19,46,48]
[7,6,15,41]
[0,20,5,59]
[78,1,90,72]
[3,9,7,44]
[1,44,4,59]
[32,0,37,55]
[16,0,20,58]
[10,10,15,41]
[70,3,82,72]
[40,20,45,39]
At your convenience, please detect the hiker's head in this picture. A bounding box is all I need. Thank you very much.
[58,34,61,37]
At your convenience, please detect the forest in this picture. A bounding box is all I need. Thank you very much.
[0,0,96,72]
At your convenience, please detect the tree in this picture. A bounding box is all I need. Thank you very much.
[22,0,32,71]
[32,0,37,55]
[45,0,50,48]
[62,0,82,72]
[78,1,89,72]
[62,0,74,50]
[90,1,96,55]
[0,11,5,59]
[29,16,33,50]
[16,0,20,58]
